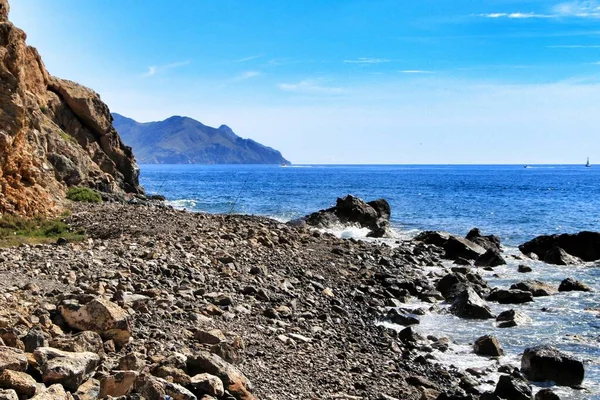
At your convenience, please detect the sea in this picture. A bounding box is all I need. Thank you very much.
[140,164,600,399]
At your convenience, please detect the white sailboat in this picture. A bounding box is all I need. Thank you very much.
[586,157,591,167]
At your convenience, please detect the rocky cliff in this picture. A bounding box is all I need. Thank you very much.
[0,0,143,216]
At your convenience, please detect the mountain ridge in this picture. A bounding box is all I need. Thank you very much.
[112,113,290,165]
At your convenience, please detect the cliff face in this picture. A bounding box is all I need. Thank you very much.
[0,0,143,216]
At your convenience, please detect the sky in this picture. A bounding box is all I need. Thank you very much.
[9,0,600,164]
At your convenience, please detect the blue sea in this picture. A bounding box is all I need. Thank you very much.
[140,164,600,398]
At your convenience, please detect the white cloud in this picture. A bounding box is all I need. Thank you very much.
[344,58,390,64]
[478,1,600,20]
[142,61,190,78]
[477,12,553,19]
[234,55,262,63]
[277,79,345,94]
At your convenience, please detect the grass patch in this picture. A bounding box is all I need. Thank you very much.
[58,130,78,145]
[66,187,102,203]
[0,214,85,247]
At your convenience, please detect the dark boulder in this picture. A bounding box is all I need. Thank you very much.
[519,231,600,264]
[558,278,592,292]
[521,345,584,387]
[414,231,451,247]
[474,249,506,267]
[518,265,532,273]
[466,228,501,253]
[444,236,486,261]
[473,335,503,357]
[487,289,533,304]
[496,309,531,328]
[493,374,532,400]
[450,286,494,319]
[510,280,557,297]
[543,247,582,266]
[385,309,420,326]
[534,388,561,400]
[298,195,392,238]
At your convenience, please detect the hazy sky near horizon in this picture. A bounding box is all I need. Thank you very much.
[10,0,600,164]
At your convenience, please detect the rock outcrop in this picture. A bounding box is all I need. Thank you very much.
[519,231,600,265]
[0,0,143,216]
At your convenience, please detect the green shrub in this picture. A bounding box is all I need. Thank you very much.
[66,187,102,203]
[0,214,84,247]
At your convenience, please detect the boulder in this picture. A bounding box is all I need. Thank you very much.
[493,374,532,400]
[518,265,532,273]
[22,329,47,353]
[414,231,451,247]
[0,389,18,400]
[543,247,582,266]
[534,388,561,399]
[450,287,494,319]
[48,331,105,357]
[521,345,584,387]
[510,280,557,297]
[298,195,392,238]
[99,370,138,397]
[474,249,506,267]
[519,231,600,263]
[474,335,504,357]
[73,378,100,400]
[0,347,27,372]
[444,236,486,261]
[58,297,132,346]
[30,384,71,400]
[187,351,255,400]
[134,374,196,400]
[558,278,592,292]
[487,289,533,304]
[466,228,501,252]
[117,352,146,371]
[496,310,532,328]
[194,329,226,345]
[385,309,420,326]
[189,373,224,397]
[33,347,101,391]
[0,370,37,397]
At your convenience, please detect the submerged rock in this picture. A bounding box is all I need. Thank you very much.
[521,345,584,387]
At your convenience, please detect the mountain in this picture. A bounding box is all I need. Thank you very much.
[0,0,143,216]
[112,113,290,165]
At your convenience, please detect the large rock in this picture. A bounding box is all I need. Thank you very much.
[297,195,392,238]
[0,347,27,372]
[0,1,143,216]
[0,389,18,400]
[99,371,138,397]
[189,373,224,397]
[449,287,494,319]
[473,335,503,357]
[33,347,101,391]
[558,278,592,292]
[510,280,557,297]
[30,384,71,400]
[521,345,584,387]
[415,231,485,260]
[187,351,255,400]
[493,374,532,400]
[58,298,132,346]
[134,374,196,400]
[0,370,37,397]
[474,249,506,267]
[519,232,600,264]
[48,331,105,357]
[487,288,533,304]
[496,309,532,328]
[466,228,502,252]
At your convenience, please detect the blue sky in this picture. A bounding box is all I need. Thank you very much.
[10,0,600,164]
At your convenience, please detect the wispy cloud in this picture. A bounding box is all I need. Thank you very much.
[344,58,390,64]
[277,79,345,95]
[478,1,600,20]
[239,71,262,79]
[477,12,553,19]
[400,70,434,74]
[142,61,190,77]
[234,55,262,63]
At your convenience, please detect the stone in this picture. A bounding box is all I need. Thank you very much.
[117,352,146,371]
[473,335,504,357]
[518,265,532,273]
[73,378,100,400]
[99,370,138,397]
[493,374,532,400]
[30,384,71,400]
[58,297,132,346]
[0,347,27,372]
[543,247,582,265]
[474,249,506,267]
[194,329,226,345]
[22,328,47,352]
[519,231,600,263]
[558,278,592,292]
[450,287,494,319]
[0,370,37,397]
[444,236,486,261]
[135,374,196,400]
[48,331,104,357]
[33,347,101,391]
[0,389,18,400]
[510,280,557,296]
[466,228,501,252]
[385,309,420,326]
[496,310,532,328]
[521,345,584,387]
[189,373,225,397]
[534,388,561,399]
[487,288,533,304]
[187,351,255,400]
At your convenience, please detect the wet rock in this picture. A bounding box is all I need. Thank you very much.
[0,347,27,372]
[450,287,494,319]
[58,297,132,346]
[33,347,101,391]
[99,370,138,397]
[519,231,600,263]
[510,280,557,297]
[189,373,225,397]
[474,249,506,267]
[543,247,582,266]
[444,236,486,261]
[385,309,420,326]
[517,265,532,273]
[558,278,592,292]
[496,310,531,328]
[493,374,531,400]
[521,345,584,387]
[534,388,561,400]
[466,228,501,253]
[473,335,503,357]
[0,369,37,397]
[487,289,533,304]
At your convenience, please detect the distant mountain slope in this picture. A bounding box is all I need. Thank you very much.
[112,113,290,164]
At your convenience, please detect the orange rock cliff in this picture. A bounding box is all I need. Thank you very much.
[0,0,143,216]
